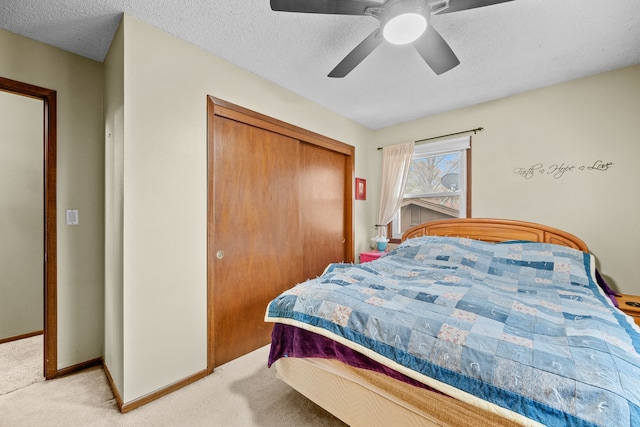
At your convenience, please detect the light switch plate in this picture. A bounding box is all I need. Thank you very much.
[66,209,79,225]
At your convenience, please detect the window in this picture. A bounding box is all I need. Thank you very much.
[390,136,471,241]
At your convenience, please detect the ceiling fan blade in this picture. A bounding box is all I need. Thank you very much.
[328,29,383,78]
[434,0,514,15]
[413,25,460,75]
[270,0,382,15]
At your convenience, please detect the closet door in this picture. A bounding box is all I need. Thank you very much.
[300,143,347,279]
[208,97,354,371]
[211,115,303,367]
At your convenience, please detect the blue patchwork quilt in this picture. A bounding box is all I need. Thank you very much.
[265,236,640,427]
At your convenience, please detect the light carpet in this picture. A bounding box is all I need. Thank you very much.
[0,335,44,395]
[0,339,347,426]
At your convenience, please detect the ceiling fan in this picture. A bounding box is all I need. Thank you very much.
[270,0,514,77]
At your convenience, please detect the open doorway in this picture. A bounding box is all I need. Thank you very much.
[0,76,57,380]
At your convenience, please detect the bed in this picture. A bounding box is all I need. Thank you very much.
[264,218,639,427]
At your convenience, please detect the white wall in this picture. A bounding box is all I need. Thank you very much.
[106,15,375,403]
[0,29,105,368]
[373,65,640,294]
[0,91,43,339]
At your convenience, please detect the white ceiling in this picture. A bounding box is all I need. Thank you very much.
[2,0,639,129]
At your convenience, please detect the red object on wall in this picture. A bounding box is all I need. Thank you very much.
[360,250,385,263]
[355,178,366,200]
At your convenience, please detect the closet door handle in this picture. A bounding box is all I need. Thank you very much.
[216,250,225,259]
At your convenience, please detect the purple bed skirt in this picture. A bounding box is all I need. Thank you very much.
[268,323,437,392]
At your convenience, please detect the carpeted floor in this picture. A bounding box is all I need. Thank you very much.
[0,338,347,426]
[0,335,44,395]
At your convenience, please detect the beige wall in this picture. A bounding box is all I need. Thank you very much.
[103,21,125,394]
[0,90,43,339]
[373,64,640,294]
[106,15,374,403]
[0,29,105,367]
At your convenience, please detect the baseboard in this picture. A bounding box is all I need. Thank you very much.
[56,357,102,378]
[0,330,43,345]
[102,359,209,414]
[102,359,124,411]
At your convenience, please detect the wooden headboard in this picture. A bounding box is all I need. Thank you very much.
[401,218,588,252]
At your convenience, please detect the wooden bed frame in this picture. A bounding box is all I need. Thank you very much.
[402,218,588,252]
[272,218,589,427]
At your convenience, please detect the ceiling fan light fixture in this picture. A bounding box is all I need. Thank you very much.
[383,12,427,45]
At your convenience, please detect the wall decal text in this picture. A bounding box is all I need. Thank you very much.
[513,160,614,180]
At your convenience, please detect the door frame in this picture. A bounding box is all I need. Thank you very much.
[206,96,354,373]
[0,76,57,379]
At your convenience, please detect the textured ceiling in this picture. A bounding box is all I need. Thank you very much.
[2,0,640,129]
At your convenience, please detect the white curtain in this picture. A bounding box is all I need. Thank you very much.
[377,141,414,231]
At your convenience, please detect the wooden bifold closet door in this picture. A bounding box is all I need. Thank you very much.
[207,98,354,370]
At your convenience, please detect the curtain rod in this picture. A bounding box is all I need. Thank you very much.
[377,127,484,150]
